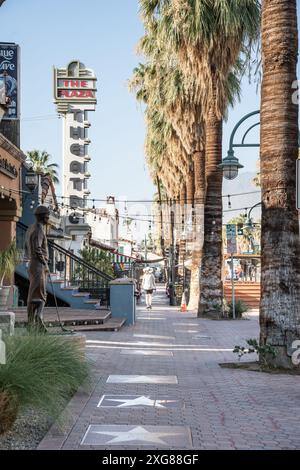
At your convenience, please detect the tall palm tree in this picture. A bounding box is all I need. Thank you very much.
[26,150,59,184]
[141,0,260,317]
[260,0,300,368]
[132,27,206,308]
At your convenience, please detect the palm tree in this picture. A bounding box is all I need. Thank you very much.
[140,0,260,317]
[260,0,300,368]
[131,28,206,308]
[26,150,59,184]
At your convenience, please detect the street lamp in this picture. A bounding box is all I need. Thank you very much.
[219,110,260,180]
[25,167,39,192]
[246,202,262,227]
[218,149,244,180]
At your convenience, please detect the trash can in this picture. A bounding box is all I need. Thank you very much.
[109,278,136,326]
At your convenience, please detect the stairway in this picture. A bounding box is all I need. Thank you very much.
[16,221,114,311]
[14,306,126,332]
[15,221,128,330]
[224,282,261,309]
[15,263,105,310]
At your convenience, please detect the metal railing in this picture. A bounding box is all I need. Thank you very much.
[16,222,114,292]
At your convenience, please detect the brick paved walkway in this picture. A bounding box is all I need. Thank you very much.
[38,287,300,450]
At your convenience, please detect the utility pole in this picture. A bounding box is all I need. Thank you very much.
[231,253,236,320]
[226,224,237,320]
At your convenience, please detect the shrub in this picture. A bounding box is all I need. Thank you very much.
[0,333,90,435]
[224,299,248,318]
[0,240,21,286]
[233,338,277,365]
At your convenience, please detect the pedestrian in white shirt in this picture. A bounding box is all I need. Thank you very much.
[142,267,156,309]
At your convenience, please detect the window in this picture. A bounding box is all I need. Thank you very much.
[70,195,84,208]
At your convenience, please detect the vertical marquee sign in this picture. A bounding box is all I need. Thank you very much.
[0,42,20,120]
[53,61,97,212]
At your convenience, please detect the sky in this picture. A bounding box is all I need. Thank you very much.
[0,0,299,211]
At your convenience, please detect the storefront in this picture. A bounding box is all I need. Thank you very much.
[0,132,26,250]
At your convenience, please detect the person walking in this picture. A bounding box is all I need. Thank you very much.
[142,267,156,309]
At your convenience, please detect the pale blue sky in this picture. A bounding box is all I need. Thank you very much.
[0,0,299,206]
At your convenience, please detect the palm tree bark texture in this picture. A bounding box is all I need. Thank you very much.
[198,112,223,318]
[188,149,205,310]
[260,0,300,368]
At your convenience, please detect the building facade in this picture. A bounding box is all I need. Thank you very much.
[0,132,26,250]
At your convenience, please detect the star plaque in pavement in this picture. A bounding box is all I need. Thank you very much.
[97,394,180,409]
[106,375,178,384]
[81,425,192,447]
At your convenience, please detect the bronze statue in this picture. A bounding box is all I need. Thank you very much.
[25,205,50,331]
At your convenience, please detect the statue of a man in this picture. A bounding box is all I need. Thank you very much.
[25,205,50,331]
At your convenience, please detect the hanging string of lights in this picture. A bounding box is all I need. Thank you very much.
[0,184,261,225]
[0,184,260,202]
[57,190,261,204]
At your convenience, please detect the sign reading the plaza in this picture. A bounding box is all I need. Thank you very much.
[0,155,18,179]
[0,43,20,120]
[54,61,97,105]
[57,79,95,99]
[226,224,237,254]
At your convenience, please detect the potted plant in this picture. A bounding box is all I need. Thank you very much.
[0,241,20,308]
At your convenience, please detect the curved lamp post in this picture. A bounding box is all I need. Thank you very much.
[245,201,262,228]
[219,110,260,179]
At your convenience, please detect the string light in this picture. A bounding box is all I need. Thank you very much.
[55,190,261,204]
[0,183,262,206]
[227,195,231,209]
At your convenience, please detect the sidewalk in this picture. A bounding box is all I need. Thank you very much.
[38,287,300,450]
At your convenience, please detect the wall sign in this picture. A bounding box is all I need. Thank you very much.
[0,155,18,178]
[0,43,20,120]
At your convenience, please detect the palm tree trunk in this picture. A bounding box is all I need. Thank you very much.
[188,148,205,310]
[178,183,187,279]
[198,111,223,317]
[260,0,300,368]
[156,175,165,258]
[186,166,194,213]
